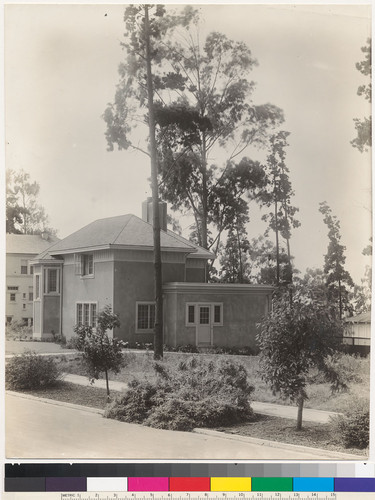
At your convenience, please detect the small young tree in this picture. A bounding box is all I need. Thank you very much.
[73,305,124,401]
[256,287,344,430]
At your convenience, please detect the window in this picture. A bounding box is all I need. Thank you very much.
[22,318,29,326]
[23,293,26,299]
[214,305,222,324]
[187,305,195,324]
[21,260,28,274]
[75,253,94,277]
[22,304,26,310]
[6,317,12,325]
[7,286,18,291]
[10,294,16,302]
[35,275,40,300]
[186,303,223,327]
[136,302,155,332]
[30,266,34,275]
[76,302,98,328]
[44,268,60,294]
[29,287,33,301]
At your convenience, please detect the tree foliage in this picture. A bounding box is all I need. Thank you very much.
[256,285,344,430]
[259,131,299,285]
[319,202,354,318]
[6,169,57,236]
[351,38,371,153]
[73,305,124,400]
[154,19,284,251]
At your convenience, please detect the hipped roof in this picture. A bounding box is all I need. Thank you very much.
[35,214,213,260]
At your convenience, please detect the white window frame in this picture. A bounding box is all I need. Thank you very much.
[185,302,223,327]
[75,301,98,328]
[44,267,60,295]
[135,301,156,333]
[75,253,94,278]
[34,274,41,300]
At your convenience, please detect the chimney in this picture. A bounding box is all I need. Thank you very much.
[142,198,167,231]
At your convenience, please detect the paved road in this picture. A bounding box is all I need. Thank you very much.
[6,393,356,460]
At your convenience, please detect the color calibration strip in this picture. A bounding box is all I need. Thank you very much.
[4,477,375,492]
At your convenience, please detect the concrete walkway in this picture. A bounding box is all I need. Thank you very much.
[62,373,341,424]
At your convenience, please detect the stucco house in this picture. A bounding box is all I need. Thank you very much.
[6,233,58,326]
[31,201,273,350]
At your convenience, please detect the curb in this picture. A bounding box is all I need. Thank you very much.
[193,428,367,460]
[6,390,104,415]
[6,391,366,460]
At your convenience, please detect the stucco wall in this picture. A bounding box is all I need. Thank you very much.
[164,289,271,351]
[6,253,35,323]
[62,259,114,339]
[113,261,185,343]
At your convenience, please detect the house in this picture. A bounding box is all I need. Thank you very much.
[5,233,59,326]
[31,200,273,350]
[343,311,371,356]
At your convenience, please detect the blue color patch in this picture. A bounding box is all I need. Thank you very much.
[335,478,375,492]
[293,477,334,491]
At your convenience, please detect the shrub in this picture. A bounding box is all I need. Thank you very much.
[330,399,369,449]
[308,353,368,387]
[5,320,33,341]
[5,351,61,390]
[105,356,255,431]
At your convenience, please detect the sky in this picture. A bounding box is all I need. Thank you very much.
[4,2,372,284]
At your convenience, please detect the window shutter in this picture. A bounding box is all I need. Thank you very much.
[74,254,82,275]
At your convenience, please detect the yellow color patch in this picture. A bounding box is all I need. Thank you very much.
[211,477,252,491]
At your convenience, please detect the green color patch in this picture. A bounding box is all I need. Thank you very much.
[251,477,293,491]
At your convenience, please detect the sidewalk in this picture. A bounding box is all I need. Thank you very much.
[62,373,341,424]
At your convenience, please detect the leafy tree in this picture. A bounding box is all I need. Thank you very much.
[319,202,354,319]
[256,285,344,430]
[6,169,23,233]
[248,235,292,285]
[73,305,124,401]
[6,169,57,236]
[147,10,283,253]
[259,131,299,286]
[350,239,372,314]
[218,215,251,283]
[351,38,371,153]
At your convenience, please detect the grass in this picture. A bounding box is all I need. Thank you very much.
[214,415,367,456]
[53,351,370,413]
[15,381,109,409]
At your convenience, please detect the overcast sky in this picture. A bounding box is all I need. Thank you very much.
[4,3,372,284]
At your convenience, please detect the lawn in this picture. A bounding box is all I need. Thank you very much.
[53,350,370,413]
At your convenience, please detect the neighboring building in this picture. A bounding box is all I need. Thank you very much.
[31,200,273,350]
[343,311,371,355]
[6,233,58,326]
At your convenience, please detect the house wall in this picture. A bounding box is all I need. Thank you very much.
[6,253,35,325]
[113,259,186,343]
[163,286,272,351]
[61,252,114,339]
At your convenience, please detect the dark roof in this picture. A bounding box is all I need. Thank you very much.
[345,311,371,324]
[35,215,213,259]
[6,233,59,255]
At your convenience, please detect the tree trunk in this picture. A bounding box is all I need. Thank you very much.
[144,5,163,360]
[105,370,110,402]
[338,278,343,319]
[201,134,208,250]
[296,395,304,431]
[274,199,280,285]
